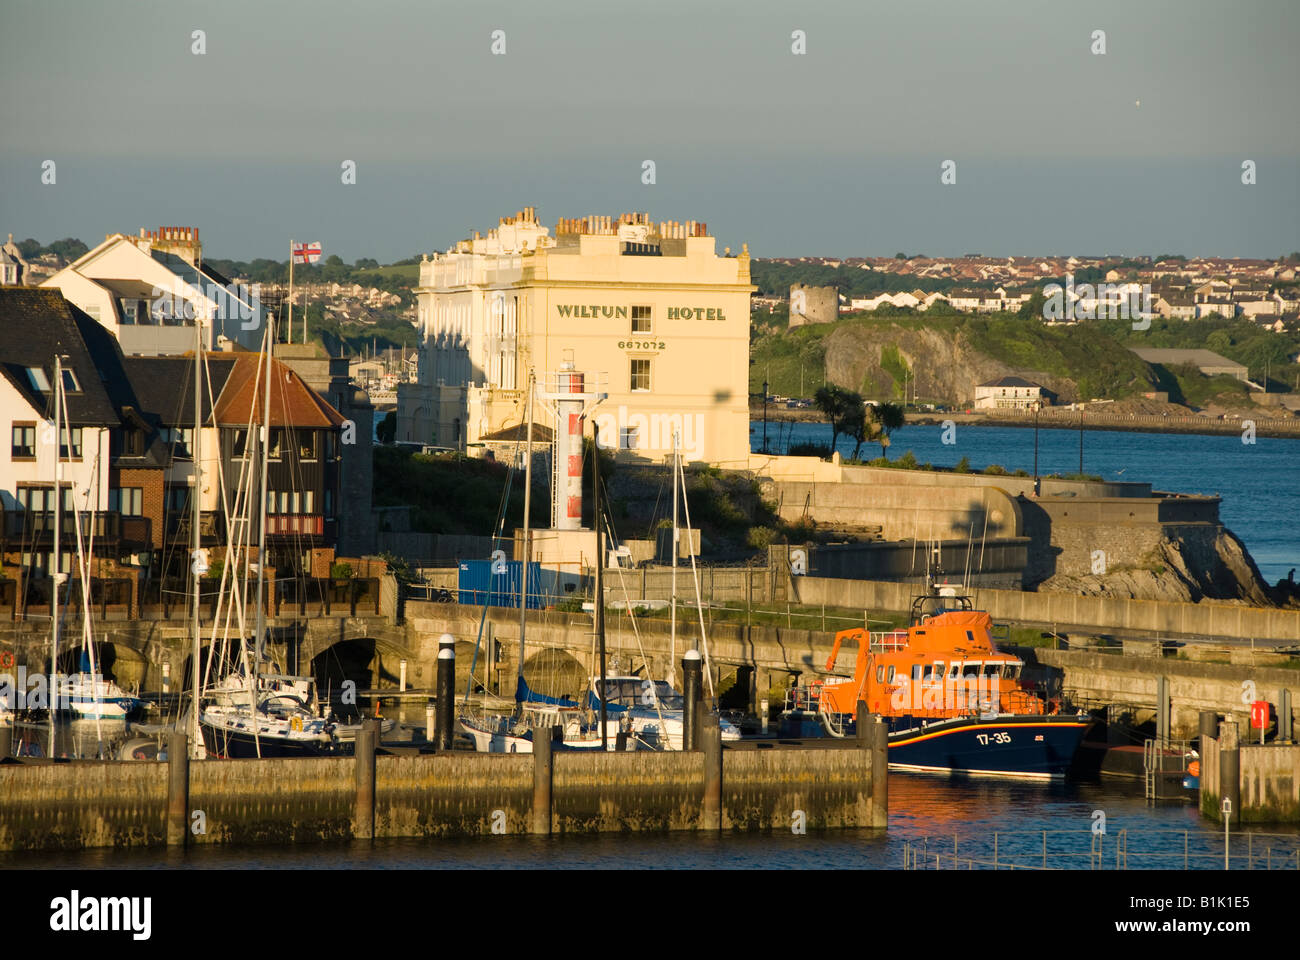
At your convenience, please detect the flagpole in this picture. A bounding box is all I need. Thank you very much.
[287,239,294,351]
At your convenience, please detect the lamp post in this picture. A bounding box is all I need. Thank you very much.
[1078,408,1084,475]
[1033,404,1040,486]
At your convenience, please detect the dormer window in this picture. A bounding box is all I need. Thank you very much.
[25,367,50,392]
[61,369,81,392]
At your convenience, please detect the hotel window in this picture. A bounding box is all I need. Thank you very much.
[61,369,81,393]
[231,429,248,457]
[109,487,143,516]
[631,305,653,333]
[11,423,36,459]
[630,358,651,392]
[297,432,316,459]
[268,429,284,460]
[619,426,640,451]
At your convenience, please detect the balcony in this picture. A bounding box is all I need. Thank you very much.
[265,514,325,537]
[0,510,152,552]
[164,510,224,545]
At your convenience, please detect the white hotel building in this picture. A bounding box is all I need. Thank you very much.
[397,208,754,466]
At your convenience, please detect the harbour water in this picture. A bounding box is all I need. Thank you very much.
[755,422,1300,585]
[3,775,1297,870]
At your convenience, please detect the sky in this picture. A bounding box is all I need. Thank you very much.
[2,0,1298,263]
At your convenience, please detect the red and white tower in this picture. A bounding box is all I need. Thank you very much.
[539,360,606,530]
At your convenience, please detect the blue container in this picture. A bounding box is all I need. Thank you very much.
[457,559,546,609]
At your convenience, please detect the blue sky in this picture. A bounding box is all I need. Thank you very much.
[2,0,1297,262]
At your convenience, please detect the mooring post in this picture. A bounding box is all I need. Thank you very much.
[1199,710,1219,741]
[354,721,376,841]
[1280,689,1294,743]
[871,716,889,829]
[1218,719,1240,827]
[0,721,11,760]
[436,646,455,751]
[682,649,702,751]
[856,700,870,746]
[166,731,189,847]
[1156,675,1170,746]
[425,698,435,743]
[701,712,722,832]
[532,728,553,836]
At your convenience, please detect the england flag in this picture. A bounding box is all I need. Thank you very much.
[292,241,323,264]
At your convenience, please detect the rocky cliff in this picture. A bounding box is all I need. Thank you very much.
[1037,527,1292,607]
[820,319,1153,404]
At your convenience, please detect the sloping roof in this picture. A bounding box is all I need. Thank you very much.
[1130,348,1246,370]
[978,375,1041,388]
[479,422,556,443]
[0,287,120,425]
[212,352,346,428]
[121,354,238,428]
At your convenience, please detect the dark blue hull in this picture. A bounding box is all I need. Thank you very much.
[781,712,1090,780]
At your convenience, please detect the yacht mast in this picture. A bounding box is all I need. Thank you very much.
[669,429,679,688]
[254,320,272,665]
[49,355,64,758]
[514,373,534,701]
[189,316,205,756]
[593,416,606,749]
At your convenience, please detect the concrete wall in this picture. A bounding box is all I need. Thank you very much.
[763,476,1025,542]
[1026,648,1300,740]
[0,761,167,851]
[792,575,1300,643]
[377,753,533,837]
[0,743,879,850]
[190,756,354,845]
[809,537,1028,589]
[1200,733,1300,824]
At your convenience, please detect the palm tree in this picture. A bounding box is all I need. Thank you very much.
[872,401,906,459]
[814,385,862,457]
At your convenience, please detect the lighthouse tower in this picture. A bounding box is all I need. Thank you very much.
[538,360,606,530]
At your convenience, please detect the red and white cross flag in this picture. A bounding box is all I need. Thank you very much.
[292,241,323,264]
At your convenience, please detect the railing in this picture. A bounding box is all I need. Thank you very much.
[164,510,223,541]
[7,577,134,620]
[0,510,149,547]
[266,514,325,536]
[902,830,1300,870]
[868,630,908,652]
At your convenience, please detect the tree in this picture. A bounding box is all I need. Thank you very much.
[871,401,906,459]
[814,385,862,456]
[846,403,869,461]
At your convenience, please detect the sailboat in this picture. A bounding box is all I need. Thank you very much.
[189,310,343,758]
[457,372,617,753]
[589,429,740,749]
[37,354,147,736]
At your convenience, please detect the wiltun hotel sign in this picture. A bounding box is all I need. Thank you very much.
[555,304,728,321]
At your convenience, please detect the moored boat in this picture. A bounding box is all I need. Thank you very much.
[784,588,1091,780]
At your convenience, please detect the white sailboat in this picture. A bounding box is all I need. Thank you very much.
[196,313,344,758]
[457,372,617,753]
[592,429,739,750]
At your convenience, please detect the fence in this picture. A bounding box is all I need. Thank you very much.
[901,829,1300,870]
